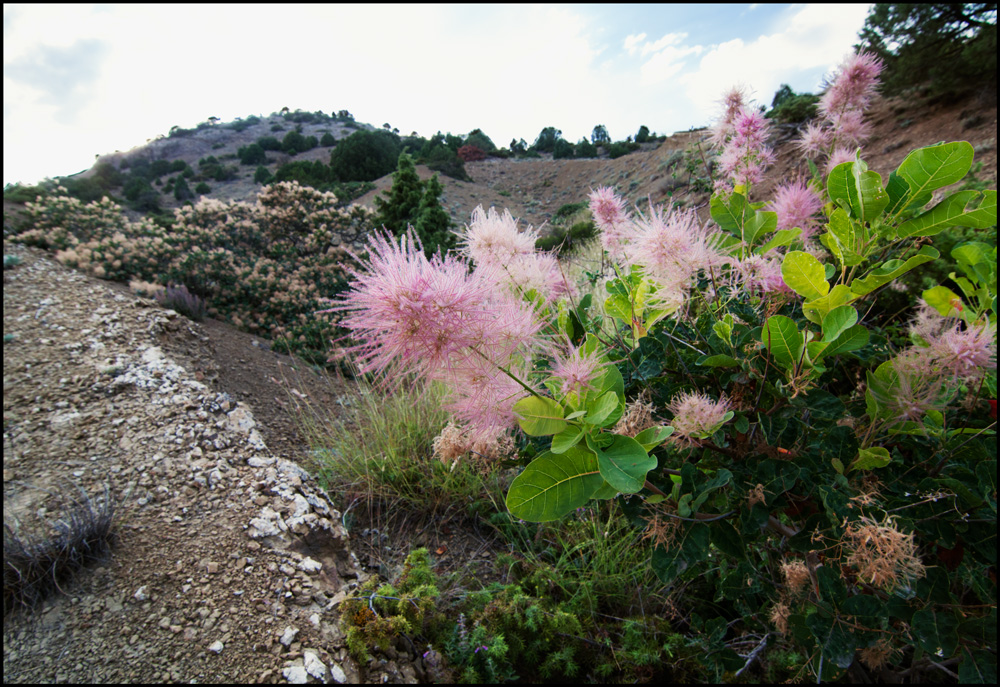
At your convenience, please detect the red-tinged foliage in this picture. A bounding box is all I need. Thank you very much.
[457,145,486,162]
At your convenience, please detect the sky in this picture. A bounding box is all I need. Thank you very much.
[3,3,873,187]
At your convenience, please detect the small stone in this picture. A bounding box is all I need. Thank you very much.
[304,650,327,680]
[330,663,347,684]
[208,640,224,654]
[279,626,299,647]
[282,665,309,684]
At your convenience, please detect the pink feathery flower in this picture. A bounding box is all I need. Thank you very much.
[709,85,749,148]
[550,344,608,398]
[882,348,953,422]
[324,230,496,380]
[626,204,728,305]
[588,186,633,259]
[501,251,575,304]
[796,121,831,160]
[442,353,533,441]
[828,109,870,149]
[768,179,824,239]
[928,321,997,379]
[667,391,732,445]
[717,106,774,194]
[819,51,884,120]
[730,254,790,296]
[461,205,538,269]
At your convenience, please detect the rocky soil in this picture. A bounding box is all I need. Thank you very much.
[2,243,429,684]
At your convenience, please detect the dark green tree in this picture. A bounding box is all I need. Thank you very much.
[635,125,651,143]
[238,143,267,166]
[510,138,527,155]
[771,84,795,109]
[320,132,337,147]
[574,138,597,158]
[464,128,497,153]
[856,3,997,98]
[329,129,401,182]
[414,174,454,257]
[533,127,562,153]
[373,152,425,238]
[254,165,272,184]
[553,138,575,159]
[173,175,194,201]
[591,125,610,144]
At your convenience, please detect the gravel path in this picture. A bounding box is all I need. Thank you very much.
[2,243,422,683]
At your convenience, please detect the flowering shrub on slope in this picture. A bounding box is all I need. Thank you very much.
[333,57,997,679]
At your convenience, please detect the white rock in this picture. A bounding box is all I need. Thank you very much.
[280,626,299,647]
[226,407,256,433]
[330,663,347,684]
[282,665,308,684]
[304,650,327,680]
[208,640,224,654]
[297,557,322,573]
[133,586,149,601]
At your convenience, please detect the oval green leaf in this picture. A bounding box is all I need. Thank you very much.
[897,141,974,201]
[513,395,567,436]
[506,446,603,522]
[587,433,655,494]
[761,315,803,369]
[781,251,830,300]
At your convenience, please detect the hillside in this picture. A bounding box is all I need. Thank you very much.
[44,90,994,239]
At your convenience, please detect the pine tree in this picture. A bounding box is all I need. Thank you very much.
[173,175,193,201]
[373,153,425,238]
[414,174,454,257]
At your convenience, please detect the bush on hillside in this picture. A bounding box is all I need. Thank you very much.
[238,143,267,166]
[329,129,402,183]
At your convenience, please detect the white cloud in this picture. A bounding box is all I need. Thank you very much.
[641,32,687,56]
[623,32,646,56]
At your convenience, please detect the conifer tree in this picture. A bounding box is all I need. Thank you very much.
[373,152,425,238]
[414,174,454,257]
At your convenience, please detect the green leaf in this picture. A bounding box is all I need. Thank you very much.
[849,446,892,472]
[604,293,633,322]
[506,447,603,522]
[897,141,974,204]
[849,246,940,296]
[745,209,778,246]
[550,425,584,454]
[782,251,830,300]
[821,305,858,343]
[761,315,803,369]
[513,396,567,436]
[634,425,673,452]
[591,481,619,500]
[817,324,869,359]
[827,159,888,222]
[821,208,866,267]
[691,469,732,511]
[585,390,621,426]
[897,189,997,238]
[756,227,802,255]
[802,284,855,325]
[710,191,750,237]
[587,433,655,494]
[911,608,959,657]
[697,354,740,368]
[959,650,998,684]
[922,285,964,316]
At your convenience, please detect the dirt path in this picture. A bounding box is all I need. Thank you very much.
[1,244,424,684]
